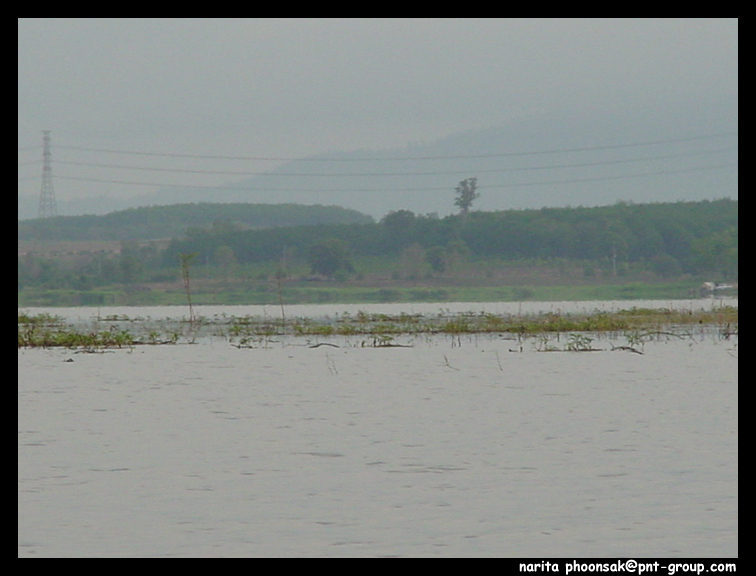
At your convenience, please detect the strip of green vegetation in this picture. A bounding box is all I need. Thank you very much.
[18,306,737,349]
[18,317,136,349]
[287,306,738,337]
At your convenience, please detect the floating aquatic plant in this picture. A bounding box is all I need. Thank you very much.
[17,306,737,349]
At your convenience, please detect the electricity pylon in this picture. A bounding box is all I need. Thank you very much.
[37,130,57,218]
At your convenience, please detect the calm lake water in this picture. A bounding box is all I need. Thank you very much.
[18,301,738,557]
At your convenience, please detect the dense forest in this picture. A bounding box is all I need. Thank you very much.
[18,199,738,300]
[18,202,374,241]
[161,199,737,275]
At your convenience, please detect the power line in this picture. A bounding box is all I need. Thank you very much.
[53,131,737,163]
[21,131,736,203]
[53,162,737,193]
[50,147,737,178]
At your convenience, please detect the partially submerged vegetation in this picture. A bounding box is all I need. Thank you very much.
[18,305,737,351]
[18,312,138,349]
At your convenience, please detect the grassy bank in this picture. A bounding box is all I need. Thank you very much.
[19,249,738,307]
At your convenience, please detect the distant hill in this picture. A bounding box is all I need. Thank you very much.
[17,97,737,221]
[18,202,374,242]
[232,100,737,218]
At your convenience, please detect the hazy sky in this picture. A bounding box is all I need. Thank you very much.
[18,18,737,208]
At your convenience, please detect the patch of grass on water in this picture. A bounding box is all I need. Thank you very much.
[18,306,737,349]
[18,323,135,349]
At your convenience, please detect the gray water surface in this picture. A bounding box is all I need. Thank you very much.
[18,304,737,557]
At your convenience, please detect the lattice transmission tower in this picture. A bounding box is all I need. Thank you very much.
[37,130,58,218]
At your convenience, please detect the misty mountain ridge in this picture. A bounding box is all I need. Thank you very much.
[18,99,737,220]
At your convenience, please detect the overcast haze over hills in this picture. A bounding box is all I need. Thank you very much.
[17,100,737,220]
[141,100,738,218]
[18,19,737,220]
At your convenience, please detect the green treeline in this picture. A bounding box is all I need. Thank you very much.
[163,199,737,277]
[18,199,738,297]
[18,202,374,241]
